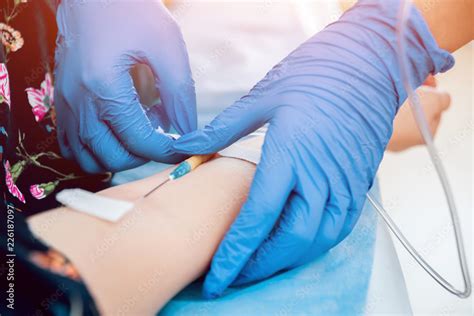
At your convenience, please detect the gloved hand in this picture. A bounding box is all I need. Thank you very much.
[173,0,454,298]
[54,0,196,173]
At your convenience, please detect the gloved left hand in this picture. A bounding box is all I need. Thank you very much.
[173,0,454,298]
[54,0,196,173]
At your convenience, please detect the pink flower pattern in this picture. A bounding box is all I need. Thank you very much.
[0,63,11,108]
[29,181,58,200]
[30,184,46,200]
[4,160,25,203]
[1,5,98,211]
[26,73,54,122]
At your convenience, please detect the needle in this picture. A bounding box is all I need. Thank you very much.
[143,178,170,198]
[140,154,216,200]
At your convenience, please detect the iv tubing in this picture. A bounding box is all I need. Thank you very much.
[367,0,471,298]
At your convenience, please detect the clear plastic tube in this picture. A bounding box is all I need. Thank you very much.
[367,0,471,299]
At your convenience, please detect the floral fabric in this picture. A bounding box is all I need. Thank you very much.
[26,73,54,122]
[0,3,101,314]
[1,1,110,216]
[0,64,11,107]
[4,159,25,203]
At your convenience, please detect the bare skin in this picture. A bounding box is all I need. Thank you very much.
[340,0,473,52]
[414,0,473,53]
[387,84,451,152]
[28,156,256,315]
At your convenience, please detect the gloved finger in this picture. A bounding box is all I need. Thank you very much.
[63,110,104,174]
[54,91,74,160]
[146,11,197,134]
[233,155,329,285]
[90,68,186,164]
[291,195,351,268]
[57,121,74,160]
[143,103,171,133]
[233,188,326,286]
[335,187,370,245]
[81,112,148,172]
[203,139,296,299]
[148,57,197,135]
[173,99,271,155]
[335,206,363,245]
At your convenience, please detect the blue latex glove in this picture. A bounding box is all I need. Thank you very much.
[54,1,196,173]
[174,0,454,298]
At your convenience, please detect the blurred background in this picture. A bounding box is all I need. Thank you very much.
[379,43,473,315]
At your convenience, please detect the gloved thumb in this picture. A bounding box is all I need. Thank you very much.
[173,98,272,154]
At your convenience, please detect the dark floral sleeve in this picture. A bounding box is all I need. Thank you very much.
[1,2,100,314]
[1,0,111,216]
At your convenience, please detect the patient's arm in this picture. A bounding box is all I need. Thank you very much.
[28,156,256,315]
[387,84,451,152]
[341,0,473,52]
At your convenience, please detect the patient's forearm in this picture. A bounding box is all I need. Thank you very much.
[414,0,473,52]
[340,0,473,52]
[117,157,256,311]
[28,157,256,315]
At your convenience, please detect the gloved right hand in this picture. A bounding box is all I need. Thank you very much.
[173,0,454,298]
[54,0,196,173]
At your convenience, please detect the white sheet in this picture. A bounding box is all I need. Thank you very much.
[367,218,413,315]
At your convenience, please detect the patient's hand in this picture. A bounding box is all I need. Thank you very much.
[30,250,81,281]
[387,85,451,152]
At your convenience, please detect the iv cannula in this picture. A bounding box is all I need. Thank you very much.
[142,154,215,198]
